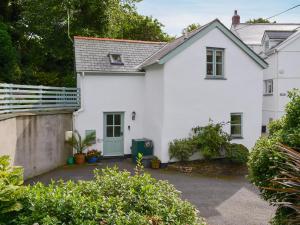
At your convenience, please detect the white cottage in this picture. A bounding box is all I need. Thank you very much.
[231,10,300,131]
[74,19,267,163]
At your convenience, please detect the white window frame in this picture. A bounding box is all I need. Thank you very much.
[206,47,225,78]
[264,79,273,95]
[230,113,243,138]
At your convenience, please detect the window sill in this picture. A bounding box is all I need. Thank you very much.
[231,136,243,139]
[263,93,273,96]
[205,76,227,80]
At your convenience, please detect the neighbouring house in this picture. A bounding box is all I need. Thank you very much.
[74,19,267,163]
[231,11,300,130]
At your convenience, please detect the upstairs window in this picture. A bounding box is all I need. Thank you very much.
[264,79,273,95]
[264,40,270,52]
[206,48,224,78]
[108,53,124,65]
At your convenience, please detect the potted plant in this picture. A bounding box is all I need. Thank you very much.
[151,156,161,169]
[66,130,96,165]
[86,150,102,163]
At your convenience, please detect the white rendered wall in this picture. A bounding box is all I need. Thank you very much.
[160,28,263,163]
[143,65,165,160]
[75,73,145,155]
[262,36,300,125]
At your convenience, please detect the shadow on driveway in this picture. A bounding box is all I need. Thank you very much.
[26,159,275,225]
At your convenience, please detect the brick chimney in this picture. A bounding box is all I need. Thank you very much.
[232,10,240,26]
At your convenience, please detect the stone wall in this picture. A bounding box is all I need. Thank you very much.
[0,111,73,179]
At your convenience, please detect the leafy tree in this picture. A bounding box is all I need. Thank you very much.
[0,23,21,83]
[14,0,171,87]
[246,18,272,24]
[182,23,201,34]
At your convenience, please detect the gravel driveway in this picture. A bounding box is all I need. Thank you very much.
[26,159,275,225]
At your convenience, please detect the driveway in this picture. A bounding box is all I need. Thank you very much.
[26,159,275,225]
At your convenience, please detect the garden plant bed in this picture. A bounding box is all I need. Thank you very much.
[168,159,248,176]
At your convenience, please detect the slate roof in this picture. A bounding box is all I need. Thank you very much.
[139,20,214,68]
[74,37,166,72]
[231,23,300,45]
[265,30,296,40]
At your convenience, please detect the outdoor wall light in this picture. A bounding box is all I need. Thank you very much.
[132,111,136,120]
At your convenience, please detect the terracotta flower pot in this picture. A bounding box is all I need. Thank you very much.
[74,153,85,165]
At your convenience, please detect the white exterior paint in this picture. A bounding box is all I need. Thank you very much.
[75,73,145,155]
[262,34,300,126]
[75,27,264,163]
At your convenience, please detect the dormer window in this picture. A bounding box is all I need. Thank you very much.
[108,53,124,65]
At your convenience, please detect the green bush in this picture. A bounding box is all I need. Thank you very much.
[15,167,204,225]
[169,138,196,162]
[226,143,249,164]
[248,137,286,200]
[281,90,300,150]
[192,122,230,159]
[0,156,24,224]
[268,118,284,139]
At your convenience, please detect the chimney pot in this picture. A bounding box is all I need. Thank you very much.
[232,10,240,26]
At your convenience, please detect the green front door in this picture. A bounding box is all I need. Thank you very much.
[103,112,124,156]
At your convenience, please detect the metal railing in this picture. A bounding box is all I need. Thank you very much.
[0,83,80,114]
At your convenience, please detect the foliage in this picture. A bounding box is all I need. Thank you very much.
[192,122,230,159]
[268,117,284,139]
[15,167,204,225]
[246,18,272,23]
[0,23,21,83]
[280,89,300,150]
[182,23,201,34]
[135,153,144,175]
[248,137,286,200]
[0,0,172,86]
[66,130,96,154]
[0,156,24,224]
[169,138,196,162]
[248,90,300,224]
[86,149,102,160]
[266,145,300,225]
[226,143,249,164]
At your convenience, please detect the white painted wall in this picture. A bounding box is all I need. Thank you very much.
[75,73,145,155]
[161,28,263,163]
[262,35,300,126]
[143,65,165,159]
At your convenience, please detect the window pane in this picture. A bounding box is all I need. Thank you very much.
[114,126,121,137]
[231,125,241,136]
[207,50,213,62]
[216,51,223,63]
[114,114,121,126]
[216,63,223,76]
[111,54,122,64]
[107,114,113,125]
[207,63,213,75]
[106,126,113,137]
[231,114,241,125]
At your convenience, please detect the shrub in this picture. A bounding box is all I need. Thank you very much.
[226,143,249,164]
[281,90,300,150]
[169,138,196,162]
[0,156,24,224]
[268,118,284,139]
[15,167,204,225]
[192,122,230,159]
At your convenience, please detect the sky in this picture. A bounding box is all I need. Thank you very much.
[136,0,300,36]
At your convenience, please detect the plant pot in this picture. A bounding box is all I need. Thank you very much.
[74,153,85,165]
[87,156,98,164]
[67,156,75,165]
[151,161,160,169]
